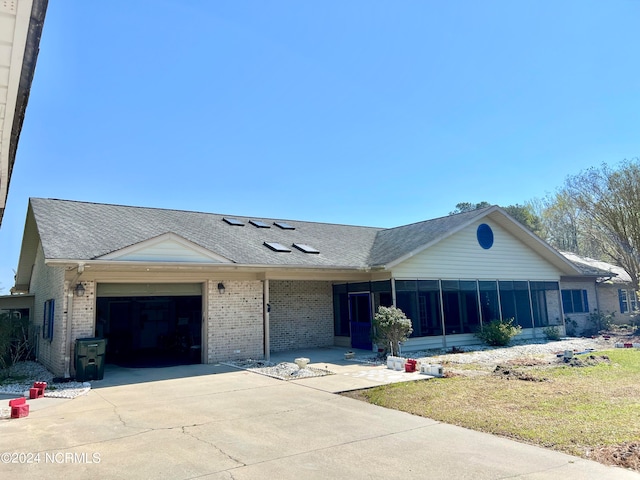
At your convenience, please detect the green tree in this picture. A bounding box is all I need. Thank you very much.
[449,201,491,215]
[450,201,544,236]
[503,203,544,237]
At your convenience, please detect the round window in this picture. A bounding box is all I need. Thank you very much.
[477,223,494,249]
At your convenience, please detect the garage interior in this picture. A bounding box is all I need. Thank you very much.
[95,294,202,367]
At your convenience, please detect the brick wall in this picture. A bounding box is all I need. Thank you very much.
[559,279,597,335]
[597,283,639,325]
[206,280,264,362]
[30,245,65,376]
[269,280,334,352]
[69,280,96,375]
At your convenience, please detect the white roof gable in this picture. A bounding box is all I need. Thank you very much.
[97,233,233,263]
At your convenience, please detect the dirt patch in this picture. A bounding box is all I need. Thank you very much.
[588,442,640,472]
[505,357,552,367]
[560,354,610,367]
[493,365,550,382]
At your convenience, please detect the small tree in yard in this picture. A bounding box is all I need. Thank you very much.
[372,306,413,356]
[475,318,522,346]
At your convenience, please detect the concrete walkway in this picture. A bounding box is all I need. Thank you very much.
[0,349,637,479]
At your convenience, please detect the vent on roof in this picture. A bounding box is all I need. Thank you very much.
[250,220,271,228]
[264,242,291,252]
[293,243,320,254]
[274,221,295,230]
[223,217,245,226]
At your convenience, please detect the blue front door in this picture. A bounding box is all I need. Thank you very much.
[349,293,372,350]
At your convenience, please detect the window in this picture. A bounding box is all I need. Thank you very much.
[292,243,320,254]
[249,220,270,228]
[530,281,559,326]
[43,299,55,339]
[618,289,639,313]
[561,289,589,314]
[222,217,244,226]
[274,221,295,230]
[263,242,291,252]
[442,280,480,335]
[479,281,500,322]
[499,281,533,328]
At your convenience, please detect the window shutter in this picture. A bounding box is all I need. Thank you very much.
[582,290,589,313]
[561,290,572,314]
[618,289,627,313]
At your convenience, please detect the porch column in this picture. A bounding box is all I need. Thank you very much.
[64,281,74,378]
[391,278,396,306]
[263,279,270,361]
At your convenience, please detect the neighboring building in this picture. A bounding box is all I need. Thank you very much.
[9,198,612,377]
[0,0,48,226]
[560,251,638,333]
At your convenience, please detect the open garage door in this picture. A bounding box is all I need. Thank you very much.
[96,284,202,367]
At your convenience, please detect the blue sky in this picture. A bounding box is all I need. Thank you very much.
[1,1,639,292]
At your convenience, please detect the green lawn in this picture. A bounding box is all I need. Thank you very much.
[345,349,640,471]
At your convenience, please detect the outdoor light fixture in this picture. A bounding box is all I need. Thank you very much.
[217,282,225,294]
[74,283,85,297]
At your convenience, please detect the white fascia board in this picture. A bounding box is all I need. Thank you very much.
[45,258,369,271]
[0,0,33,209]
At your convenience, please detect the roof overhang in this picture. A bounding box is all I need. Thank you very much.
[36,258,380,285]
[0,292,34,309]
[0,0,47,226]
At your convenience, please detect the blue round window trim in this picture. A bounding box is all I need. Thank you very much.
[477,223,494,249]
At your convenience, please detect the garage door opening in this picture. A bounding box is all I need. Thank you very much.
[96,296,202,368]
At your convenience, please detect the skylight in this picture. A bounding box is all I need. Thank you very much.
[274,221,295,230]
[264,242,291,252]
[223,217,244,226]
[293,243,320,254]
[250,220,271,228]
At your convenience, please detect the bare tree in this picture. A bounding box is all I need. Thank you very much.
[564,159,640,290]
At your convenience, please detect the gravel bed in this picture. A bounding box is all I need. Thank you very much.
[223,360,334,381]
[0,361,91,399]
[414,337,609,366]
[352,337,613,368]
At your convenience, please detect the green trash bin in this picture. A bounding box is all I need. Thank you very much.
[75,337,106,381]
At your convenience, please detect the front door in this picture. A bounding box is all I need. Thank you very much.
[349,293,372,350]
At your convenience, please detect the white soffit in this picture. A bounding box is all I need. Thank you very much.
[0,0,33,210]
[97,232,234,264]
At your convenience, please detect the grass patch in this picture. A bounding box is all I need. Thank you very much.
[346,349,640,471]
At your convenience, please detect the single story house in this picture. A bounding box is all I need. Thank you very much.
[559,251,638,333]
[4,198,628,377]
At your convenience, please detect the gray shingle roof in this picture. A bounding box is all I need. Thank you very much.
[26,199,532,271]
[30,198,382,268]
[367,207,493,266]
[560,251,628,282]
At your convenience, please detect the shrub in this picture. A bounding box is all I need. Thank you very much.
[475,318,522,346]
[542,326,561,341]
[587,310,615,333]
[0,311,34,379]
[564,316,578,337]
[372,306,413,357]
